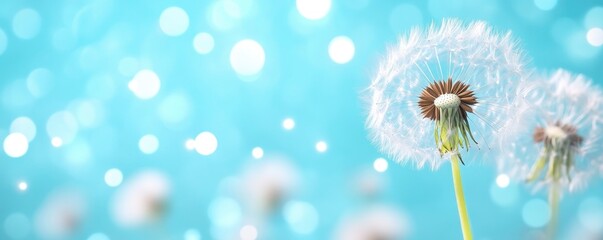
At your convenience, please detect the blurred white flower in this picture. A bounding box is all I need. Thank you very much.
[334,205,409,240]
[35,189,86,239]
[239,158,299,216]
[112,170,170,227]
[497,69,603,193]
[366,18,529,169]
[354,170,385,198]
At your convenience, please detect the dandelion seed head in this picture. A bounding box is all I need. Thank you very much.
[366,19,529,169]
[239,159,299,215]
[434,93,460,109]
[111,170,170,227]
[497,69,603,193]
[334,205,409,240]
[35,189,86,239]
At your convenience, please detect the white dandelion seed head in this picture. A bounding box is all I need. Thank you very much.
[366,18,529,169]
[354,171,386,198]
[497,69,603,194]
[239,158,300,216]
[34,189,86,239]
[111,170,171,227]
[334,205,409,240]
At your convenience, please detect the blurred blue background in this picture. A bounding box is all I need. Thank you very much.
[1,0,602,239]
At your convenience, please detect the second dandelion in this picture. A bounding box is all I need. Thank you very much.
[366,19,529,240]
[497,69,603,239]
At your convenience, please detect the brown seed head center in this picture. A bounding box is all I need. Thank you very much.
[418,78,478,121]
[533,121,583,147]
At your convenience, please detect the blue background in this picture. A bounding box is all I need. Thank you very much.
[1,0,602,239]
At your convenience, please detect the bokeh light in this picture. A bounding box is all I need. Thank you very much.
[208,197,242,228]
[583,7,603,29]
[490,181,519,207]
[46,111,79,145]
[104,168,123,187]
[129,70,161,100]
[230,39,265,79]
[195,132,218,156]
[185,138,196,150]
[87,233,110,240]
[18,181,28,192]
[64,140,92,166]
[69,100,105,129]
[495,174,510,188]
[566,29,600,60]
[159,7,190,37]
[282,118,295,130]
[283,201,319,234]
[240,225,258,240]
[587,28,603,47]
[3,133,29,158]
[138,134,160,154]
[373,158,388,173]
[12,8,41,39]
[315,141,327,153]
[10,117,36,142]
[533,0,557,11]
[184,229,202,240]
[26,68,54,98]
[522,199,550,228]
[296,0,331,20]
[251,147,264,159]
[328,36,355,64]
[157,93,191,125]
[193,32,215,54]
[51,137,63,148]
[578,197,603,232]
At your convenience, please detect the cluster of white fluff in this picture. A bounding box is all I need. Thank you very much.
[111,170,171,227]
[35,189,86,239]
[497,69,603,193]
[238,158,299,216]
[367,18,603,193]
[366,19,529,169]
[334,204,409,240]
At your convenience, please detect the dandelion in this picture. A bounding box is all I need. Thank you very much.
[34,189,86,239]
[111,170,170,228]
[366,19,528,239]
[496,69,603,238]
[239,158,299,216]
[354,170,386,199]
[334,205,409,240]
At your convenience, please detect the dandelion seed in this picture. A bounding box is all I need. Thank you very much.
[366,19,529,239]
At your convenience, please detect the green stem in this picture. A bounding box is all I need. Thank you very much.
[548,183,559,240]
[451,154,473,240]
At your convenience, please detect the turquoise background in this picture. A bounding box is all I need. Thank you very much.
[1,0,602,239]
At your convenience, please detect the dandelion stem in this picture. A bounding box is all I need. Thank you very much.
[548,182,559,240]
[451,154,473,240]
